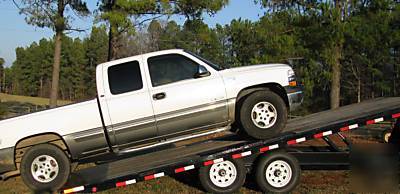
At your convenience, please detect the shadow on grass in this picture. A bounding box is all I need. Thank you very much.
[170,170,204,192]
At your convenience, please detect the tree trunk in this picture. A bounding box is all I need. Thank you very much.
[106,0,116,61]
[107,23,119,61]
[39,77,43,97]
[394,63,397,96]
[1,70,4,93]
[107,24,114,61]
[49,31,62,107]
[49,0,65,108]
[330,0,343,109]
[330,44,341,109]
[357,78,361,103]
[371,73,375,98]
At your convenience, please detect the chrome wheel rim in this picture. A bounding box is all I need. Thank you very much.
[265,160,292,188]
[31,155,59,183]
[209,161,237,188]
[251,101,277,128]
[384,132,391,143]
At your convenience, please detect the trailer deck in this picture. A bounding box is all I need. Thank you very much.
[62,97,400,193]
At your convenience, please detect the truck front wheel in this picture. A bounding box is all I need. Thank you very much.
[20,144,71,192]
[198,159,246,194]
[240,90,287,139]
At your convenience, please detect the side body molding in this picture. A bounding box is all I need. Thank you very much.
[63,127,109,159]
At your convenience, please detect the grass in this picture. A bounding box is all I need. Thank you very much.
[0,93,72,106]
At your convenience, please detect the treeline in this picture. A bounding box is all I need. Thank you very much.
[1,0,400,113]
[3,26,108,100]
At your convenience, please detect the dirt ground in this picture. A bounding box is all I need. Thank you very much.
[0,129,391,194]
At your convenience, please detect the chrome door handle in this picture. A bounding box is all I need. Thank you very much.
[153,92,166,100]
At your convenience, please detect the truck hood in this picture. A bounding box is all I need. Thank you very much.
[220,63,290,75]
[218,63,291,100]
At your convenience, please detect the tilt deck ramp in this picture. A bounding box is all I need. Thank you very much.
[62,97,400,193]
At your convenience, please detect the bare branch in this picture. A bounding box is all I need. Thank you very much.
[133,15,164,27]
[65,27,88,33]
[12,0,21,10]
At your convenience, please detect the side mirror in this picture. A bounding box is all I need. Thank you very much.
[194,65,211,78]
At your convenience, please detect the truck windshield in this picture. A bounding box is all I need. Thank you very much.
[185,51,223,71]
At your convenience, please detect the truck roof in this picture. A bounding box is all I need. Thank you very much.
[98,49,184,67]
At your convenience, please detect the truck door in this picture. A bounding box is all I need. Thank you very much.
[97,57,157,151]
[143,52,228,137]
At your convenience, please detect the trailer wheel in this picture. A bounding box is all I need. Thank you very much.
[20,144,71,192]
[255,151,300,193]
[199,159,246,194]
[240,90,287,139]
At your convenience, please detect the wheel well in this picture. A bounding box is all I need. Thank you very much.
[14,133,70,170]
[234,83,289,124]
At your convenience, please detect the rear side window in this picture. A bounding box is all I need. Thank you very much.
[108,61,143,95]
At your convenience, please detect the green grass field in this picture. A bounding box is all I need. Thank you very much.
[0,93,72,106]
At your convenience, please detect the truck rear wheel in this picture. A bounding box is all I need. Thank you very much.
[198,159,246,194]
[240,90,287,139]
[20,144,71,192]
[255,151,300,193]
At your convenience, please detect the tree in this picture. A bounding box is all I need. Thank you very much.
[83,25,109,97]
[98,0,229,61]
[228,19,258,66]
[148,20,163,51]
[13,0,89,107]
[257,0,348,109]
[159,20,182,50]
[173,0,229,20]
[99,0,162,60]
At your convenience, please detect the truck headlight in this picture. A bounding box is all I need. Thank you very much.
[288,69,297,86]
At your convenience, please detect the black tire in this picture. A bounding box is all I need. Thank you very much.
[255,151,300,193]
[20,144,71,192]
[199,159,246,194]
[240,90,287,139]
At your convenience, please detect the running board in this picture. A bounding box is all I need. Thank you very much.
[117,126,230,155]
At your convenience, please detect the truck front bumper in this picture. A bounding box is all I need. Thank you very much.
[285,86,304,111]
[0,147,16,178]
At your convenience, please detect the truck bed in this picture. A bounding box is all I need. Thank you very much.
[63,97,400,193]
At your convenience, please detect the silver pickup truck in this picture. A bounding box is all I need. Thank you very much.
[0,49,303,192]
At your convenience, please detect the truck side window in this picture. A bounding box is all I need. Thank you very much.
[108,61,143,95]
[148,54,199,87]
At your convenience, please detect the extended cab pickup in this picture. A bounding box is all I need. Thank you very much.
[0,49,302,191]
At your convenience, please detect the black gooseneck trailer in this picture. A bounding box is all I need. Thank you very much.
[61,97,400,193]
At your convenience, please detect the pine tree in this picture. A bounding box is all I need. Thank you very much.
[13,0,89,107]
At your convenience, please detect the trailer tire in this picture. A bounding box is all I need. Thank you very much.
[20,144,71,192]
[255,151,300,193]
[199,159,246,194]
[240,90,287,139]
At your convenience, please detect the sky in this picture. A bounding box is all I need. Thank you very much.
[0,0,264,67]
